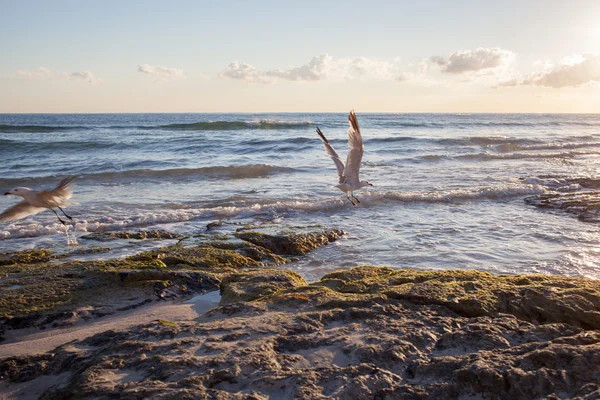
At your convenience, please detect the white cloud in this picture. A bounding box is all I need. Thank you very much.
[138,64,185,82]
[219,61,273,83]
[16,67,51,80]
[431,48,515,74]
[68,71,101,84]
[498,54,600,88]
[219,54,404,84]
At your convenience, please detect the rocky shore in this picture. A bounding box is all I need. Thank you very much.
[1,226,599,399]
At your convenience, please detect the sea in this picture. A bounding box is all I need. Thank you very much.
[1,113,600,281]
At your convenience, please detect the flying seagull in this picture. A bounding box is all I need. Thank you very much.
[1,177,76,225]
[316,110,373,206]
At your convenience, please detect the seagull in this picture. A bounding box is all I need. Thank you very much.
[316,110,373,206]
[1,177,76,225]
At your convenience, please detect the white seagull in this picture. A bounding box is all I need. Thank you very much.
[1,177,76,225]
[316,110,373,206]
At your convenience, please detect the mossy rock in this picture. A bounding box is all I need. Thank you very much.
[197,241,287,265]
[220,269,307,305]
[307,266,600,329]
[235,229,344,255]
[0,249,55,266]
[127,245,262,272]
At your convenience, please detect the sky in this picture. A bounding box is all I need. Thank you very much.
[1,0,600,113]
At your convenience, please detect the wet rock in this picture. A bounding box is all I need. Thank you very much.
[64,246,112,256]
[80,229,183,241]
[235,229,344,255]
[525,191,600,222]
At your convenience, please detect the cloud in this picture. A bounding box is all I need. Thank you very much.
[68,71,101,84]
[498,54,600,88]
[219,54,403,83]
[395,72,414,82]
[16,67,51,80]
[431,48,515,74]
[219,61,273,83]
[138,64,185,82]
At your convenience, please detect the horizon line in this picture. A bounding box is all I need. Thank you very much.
[2,111,600,115]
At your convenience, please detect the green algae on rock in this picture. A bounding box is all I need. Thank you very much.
[0,249,55,266]
[3,266,600,400]
[219,269,307,305]
[0,228,341,342]
[299,266,600,330]
[235,229,344,255]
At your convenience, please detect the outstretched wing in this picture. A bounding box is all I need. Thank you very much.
[38,176,76,206]
[0,200,45,222]
[316,127,345,184]
[342,110,364,185]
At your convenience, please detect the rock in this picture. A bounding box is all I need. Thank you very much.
[127,244,263,272]
[220,269,307,305]
[3,278,599,399]
[80,230,182,241]
[235,229,345,255]
[525,191,600,222]
[0,249,54,266]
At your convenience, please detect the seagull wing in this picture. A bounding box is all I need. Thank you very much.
[37,176,76,206]
[0,200,46,222]
[316,127,346,184]
[342,110,364,185]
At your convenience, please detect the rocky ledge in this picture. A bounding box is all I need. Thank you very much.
[0,228,344,343]
[1,264,599,399]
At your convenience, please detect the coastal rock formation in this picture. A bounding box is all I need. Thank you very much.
[0,228,340,343]
[1,266,600,399]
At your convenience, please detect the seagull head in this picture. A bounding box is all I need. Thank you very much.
[4,187,30,197]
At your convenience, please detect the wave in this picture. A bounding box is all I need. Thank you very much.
[126,120,313,131]
[456,150,600,161]
[0,125,87,133]
[495,141,600,153]
[376,120,600,129]
[0,120,314,133]
[0,184,545,239]
[0,139,121,152]
[0,164,297,188]
[439,136,541,147]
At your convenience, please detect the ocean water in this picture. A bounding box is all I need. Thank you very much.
[1,113,600,280]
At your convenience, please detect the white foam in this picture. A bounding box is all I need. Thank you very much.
[0,183,547,240]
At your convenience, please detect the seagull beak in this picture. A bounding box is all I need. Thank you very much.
[368,183,374,186]
[4,192,10,196]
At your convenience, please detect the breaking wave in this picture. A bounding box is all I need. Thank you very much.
[132,120,313,131]
[0,184,546,239]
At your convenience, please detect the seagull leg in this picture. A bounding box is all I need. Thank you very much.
[351,194,362,204]
[58,206,73,220]
[52,209,67,225]
[346,195,357,206]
